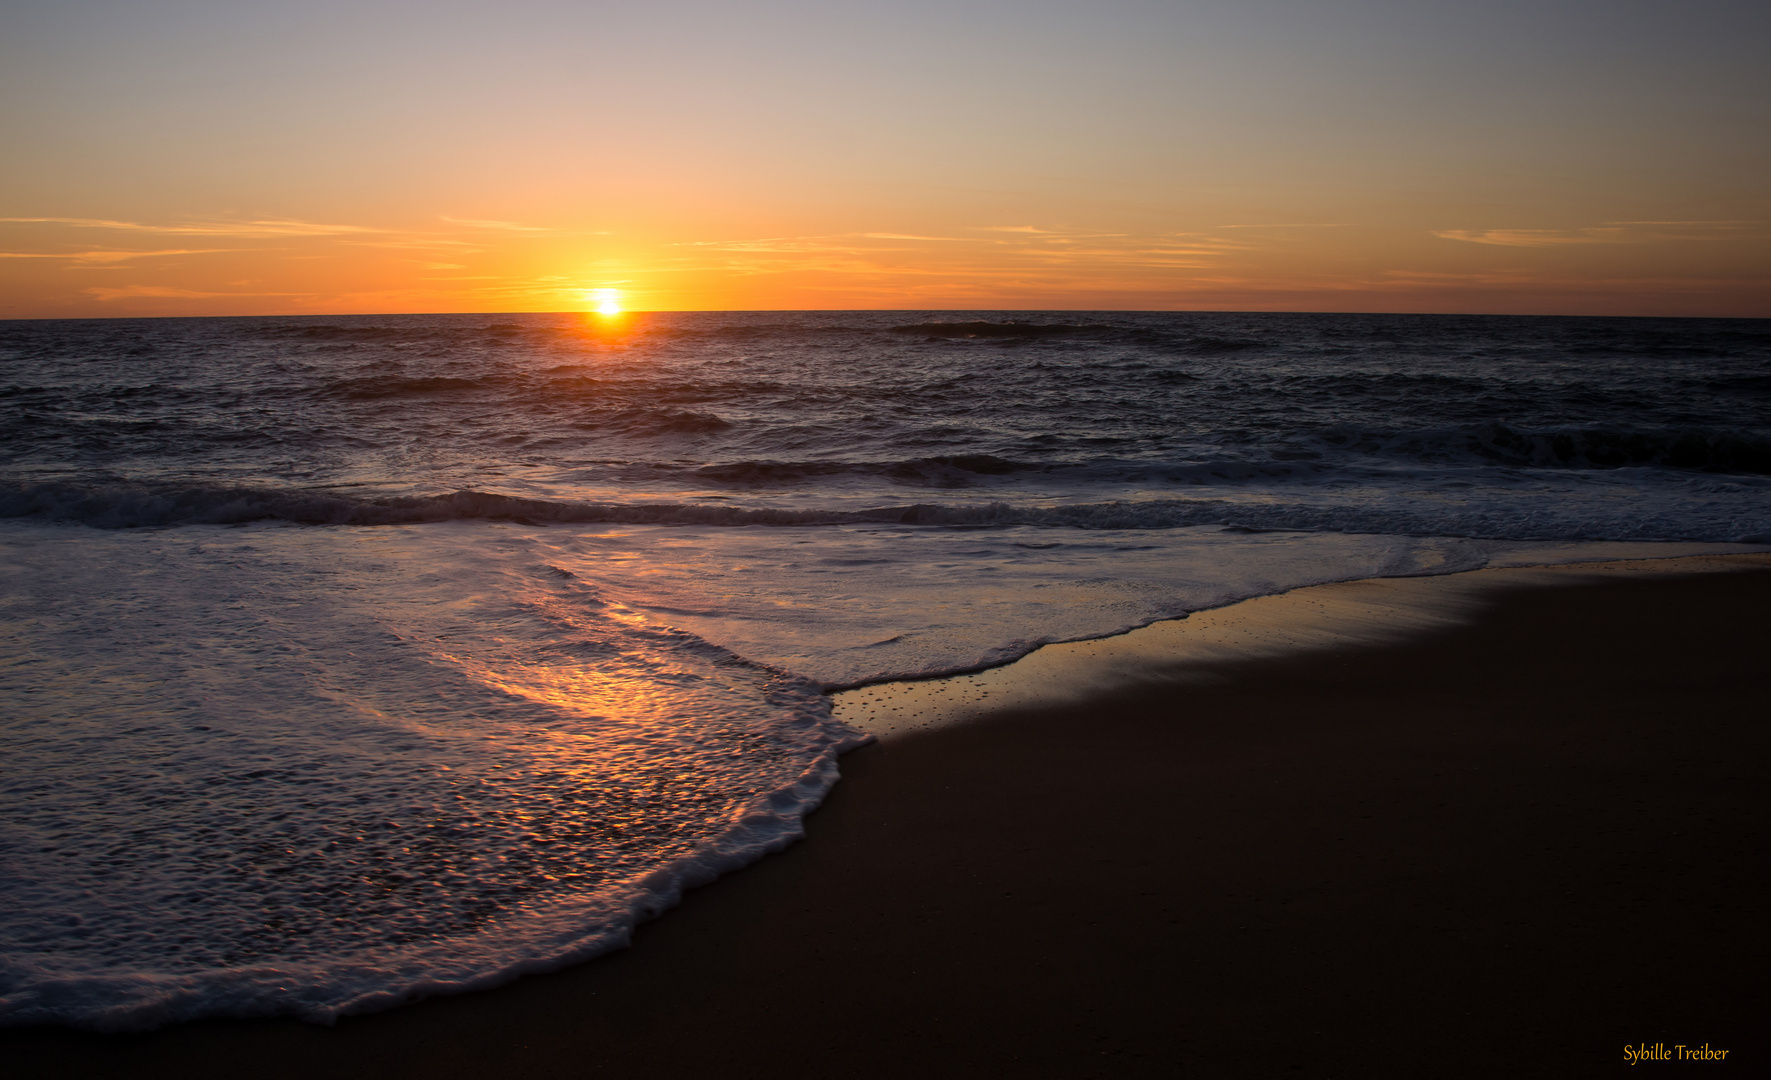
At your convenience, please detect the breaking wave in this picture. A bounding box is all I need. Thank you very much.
[5,479,1768,543]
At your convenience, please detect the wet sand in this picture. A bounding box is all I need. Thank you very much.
[5,558,1767,1077]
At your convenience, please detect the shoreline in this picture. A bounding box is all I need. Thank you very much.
[5,554,1767,1076]
[833,551,1771,738]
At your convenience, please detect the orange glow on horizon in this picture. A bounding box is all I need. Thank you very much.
[2,214,1767,320]
[4,3,1767,320]
[589,288,622,316]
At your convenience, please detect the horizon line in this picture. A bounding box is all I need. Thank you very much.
[3,307,1767,323]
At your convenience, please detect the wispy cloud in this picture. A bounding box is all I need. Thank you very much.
[1371,268,1765,299]
[2,217,140,230]
[0,248,229,263]
[440,217,552,233]
[197,219,379,237]
[344,237,483,251]
[1433,228,1627,247]
[84,284,305,301]
[84,285,226,300]
[1434,220,1765,247]
[674,234,861,254]
[660,227,1250,285]
[1605,220,1759,227]
[1,216,378,238]
[1378,268,1552,286]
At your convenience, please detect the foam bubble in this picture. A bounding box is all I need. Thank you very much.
[0,521,866,1031]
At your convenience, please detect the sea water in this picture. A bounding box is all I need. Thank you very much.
[2,311,1767,1030]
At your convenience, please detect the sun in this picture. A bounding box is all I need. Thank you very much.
[588,288,622,316]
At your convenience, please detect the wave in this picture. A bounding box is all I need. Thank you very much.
[882,321,1265,352]
[246,316,1276,356]
[4,481,1768,543]
[596,407,732,435]
[0,483,877,530]
[264,324,428,341]
[1310,422,1771,474]
[889,321,1114,339]
[692,454,1036,487]
[322,375,507,399]
[0,525,872,1031]
[661,425,1771,490]
[2,749,857,1033]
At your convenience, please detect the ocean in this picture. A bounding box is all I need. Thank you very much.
[2,310,1768,1031]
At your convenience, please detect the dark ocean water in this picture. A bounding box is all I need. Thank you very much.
[5,310,1769,535]
[2,311,1767,1031]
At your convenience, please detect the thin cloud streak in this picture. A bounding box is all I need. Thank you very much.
[82,285,310,301]
[1434,221,1767,247]
[1433,228,1627,247]
[1,217,379,238]
[440,217,552,232]
[0,249,230,263]
[860,233,971,242]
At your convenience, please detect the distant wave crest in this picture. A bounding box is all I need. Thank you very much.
[889,320,1112,339]
[4,480,1768,543]
[1281,422,1771,474]
[0,483,850,530]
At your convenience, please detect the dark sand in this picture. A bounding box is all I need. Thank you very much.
[6,564,1766,1077]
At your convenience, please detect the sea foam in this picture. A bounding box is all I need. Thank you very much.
[2,309,1768,1029]
[0,521,865,1031]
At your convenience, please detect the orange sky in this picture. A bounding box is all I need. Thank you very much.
[3,0,1767,318]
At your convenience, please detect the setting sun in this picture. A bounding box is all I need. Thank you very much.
[0,0,1763,1065]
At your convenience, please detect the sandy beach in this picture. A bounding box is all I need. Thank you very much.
[6,556,1766,1077]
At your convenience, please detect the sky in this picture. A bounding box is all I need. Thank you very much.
[1,0,1767,317]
